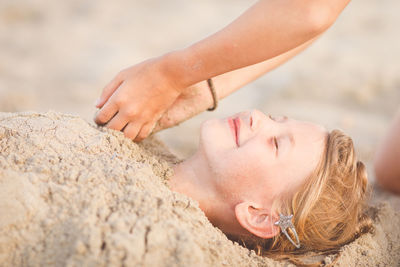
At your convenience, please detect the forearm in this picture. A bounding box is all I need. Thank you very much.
[374,110,400,194]
[163,0,349,88]
[211,35,318,100]
[153,35,318,132]
[153,36,318,132]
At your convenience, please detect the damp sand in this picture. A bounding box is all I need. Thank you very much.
[0,112,399,267]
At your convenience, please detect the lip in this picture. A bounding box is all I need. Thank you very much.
[228,117,240,147]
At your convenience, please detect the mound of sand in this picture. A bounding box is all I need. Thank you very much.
[0,111,399,267]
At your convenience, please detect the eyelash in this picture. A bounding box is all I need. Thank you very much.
[273,136,279,151]
[269,115,288,122]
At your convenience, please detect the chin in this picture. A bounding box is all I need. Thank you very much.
[198,118,232,159]
[199,119,219,147]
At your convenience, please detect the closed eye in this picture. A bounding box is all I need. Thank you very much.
[273,136,279,153]
[269,115,288,122]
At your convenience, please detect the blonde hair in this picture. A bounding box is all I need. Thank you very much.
[235,130,372,265]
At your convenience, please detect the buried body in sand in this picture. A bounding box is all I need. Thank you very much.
[0,111,399,266]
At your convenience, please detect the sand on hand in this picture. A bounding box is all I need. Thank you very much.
[0,111,399,267]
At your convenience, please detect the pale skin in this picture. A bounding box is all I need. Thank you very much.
[374,110,400,195]
[94,0,351,141]
[170,109,327,238]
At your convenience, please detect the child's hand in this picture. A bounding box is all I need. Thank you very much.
[94,58,183,141]
[153,81,213,132]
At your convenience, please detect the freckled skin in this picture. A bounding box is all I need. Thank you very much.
[199,109,327,206]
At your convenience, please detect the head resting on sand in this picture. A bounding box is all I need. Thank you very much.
[170,109,371,258]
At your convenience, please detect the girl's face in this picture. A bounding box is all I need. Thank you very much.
[198,110,327,206]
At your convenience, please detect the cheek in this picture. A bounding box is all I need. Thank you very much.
[210,151,244,182]
[211,150,270,195]
[200,119,233,149]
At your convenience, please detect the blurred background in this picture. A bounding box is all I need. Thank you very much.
[0,0,399,186]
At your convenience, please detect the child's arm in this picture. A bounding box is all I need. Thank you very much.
[374,110,400,194]
[165,0,349,87]
[154,35,319,132]
[94,0,350,141]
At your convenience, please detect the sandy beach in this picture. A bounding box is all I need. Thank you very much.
[0,112,399,267]
[0,0,399,266]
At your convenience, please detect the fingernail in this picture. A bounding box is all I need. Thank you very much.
[94,98,101,107]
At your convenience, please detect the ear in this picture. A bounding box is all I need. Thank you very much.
[234,202,280,239]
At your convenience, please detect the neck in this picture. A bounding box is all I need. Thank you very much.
[169,151,246,236]
[169,151,219,219]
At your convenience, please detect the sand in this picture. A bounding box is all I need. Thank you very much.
[0,111,399,267]
[1,1,399,265]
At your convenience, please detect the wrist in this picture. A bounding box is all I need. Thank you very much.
[192,81,216,111]
[157,48,205,90]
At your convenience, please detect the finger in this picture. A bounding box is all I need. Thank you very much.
[153,109,176,133]
[95,74,124,108]
[105,112,129,132]
[135,121,156,142]
[94,100,119,125]
[123,122,142,140]
[153,121,163,133]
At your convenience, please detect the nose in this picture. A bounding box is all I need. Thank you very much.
[249,109,268,131]
[234,110,256,128]
[252,110,288,133]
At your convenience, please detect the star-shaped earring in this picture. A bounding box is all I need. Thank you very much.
[274,214,300,248]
